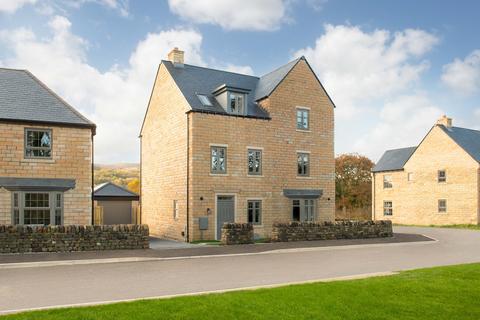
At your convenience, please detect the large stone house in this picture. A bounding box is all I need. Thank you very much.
[140,48,335,241]
[0,68,96,226]
[372,115,480,225]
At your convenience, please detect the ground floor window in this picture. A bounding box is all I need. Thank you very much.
[12,191,63,225]
[292,199,315,222]
[438,199,447,213]
[247,200,262,225]
[383,201,393,216]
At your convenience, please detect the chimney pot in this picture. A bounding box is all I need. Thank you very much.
[168,47,184,67]
[436,115,452,128]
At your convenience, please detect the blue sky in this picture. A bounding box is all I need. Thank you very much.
[1,0,479,163]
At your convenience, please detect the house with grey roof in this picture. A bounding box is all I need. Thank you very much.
[0,68,96,226]
[372,115,480,226]
[140,48,335,241]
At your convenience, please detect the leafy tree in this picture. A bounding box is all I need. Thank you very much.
[335,153,374,214]
[127,178,140,194]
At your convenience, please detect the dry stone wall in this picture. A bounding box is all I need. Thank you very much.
[0,224,149,253]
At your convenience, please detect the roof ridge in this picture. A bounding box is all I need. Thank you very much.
[259,56,303,79]
[385,146,417,152]
[449,125,480,133]
[0,67,27,72]
[23,70,96,129]
[161,60,260,79]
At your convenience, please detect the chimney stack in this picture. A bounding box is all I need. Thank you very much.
[168,47,184,67]
[436,115,452,128]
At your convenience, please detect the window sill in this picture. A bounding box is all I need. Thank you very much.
[22,158,55,163]
[296,176,313,179]
[247,174,264,178]
[437,212,448,215]
[252,224,263,228]
[296,129,311,133]
[209,173,229,177]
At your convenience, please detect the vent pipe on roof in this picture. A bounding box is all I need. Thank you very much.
[436,115,452,128]
[168,47,184,68]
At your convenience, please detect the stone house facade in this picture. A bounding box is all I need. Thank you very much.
[372,115,480,226]
[0,68,95,226]
[141,48,335,241]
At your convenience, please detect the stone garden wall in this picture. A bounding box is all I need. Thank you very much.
[271,220,393,242]
[0,224,149,253]
[221,223,254,245]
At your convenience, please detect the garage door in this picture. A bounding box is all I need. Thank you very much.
[98,200,132,225]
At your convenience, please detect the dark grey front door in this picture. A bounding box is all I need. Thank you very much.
[217,196,235,239]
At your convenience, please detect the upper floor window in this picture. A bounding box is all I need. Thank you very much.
[247,200,262,225]
[247,149,262,175]
[297,152,310,176]
[383,175,392,188]
[438,170,446,183]
[383,201,393,216]
[296,108,309,130]
[229,92,245,115]
[211,146,227,174]
[25,128,52,159]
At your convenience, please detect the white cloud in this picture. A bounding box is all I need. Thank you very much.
[441,49,480,95]
[353,94,443,160]
[0,16,253,163]
[168,0,287,31]
[0,16,205,163]
[0,0,36,13]
[221,64,254,75]
[294,24,439,118]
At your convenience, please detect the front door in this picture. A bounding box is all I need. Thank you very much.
[217,195,235,240]
[292,199,316,222]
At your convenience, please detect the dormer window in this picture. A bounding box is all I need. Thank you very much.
[229,92,245,115]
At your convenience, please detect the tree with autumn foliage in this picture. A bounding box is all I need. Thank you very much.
[127,178,140,194]
[335,153,374,215]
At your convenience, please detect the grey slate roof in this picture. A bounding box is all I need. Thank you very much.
[438,125,480,162]
[0,177,75,191]
[0,68,95,129]
[372,147,417,173]
[162,56,333,119]
[94,182,139,199]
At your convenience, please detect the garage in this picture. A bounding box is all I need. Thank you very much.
[93,182,140,225]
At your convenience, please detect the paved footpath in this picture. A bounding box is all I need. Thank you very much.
[0,226,479,314]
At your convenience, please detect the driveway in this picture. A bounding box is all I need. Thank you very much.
[0,226,479,314]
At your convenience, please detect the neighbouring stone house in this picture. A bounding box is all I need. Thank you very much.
[140,48,335,241]
[372,115,480,226]
[0,68,96,226]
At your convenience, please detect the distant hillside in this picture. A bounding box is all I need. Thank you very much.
[94,163,139,193]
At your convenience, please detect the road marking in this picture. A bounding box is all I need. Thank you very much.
[0,271,398,315]
[0,237,437,270]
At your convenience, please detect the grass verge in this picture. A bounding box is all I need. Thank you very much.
[3,263,480,320]
[395,223,480,230]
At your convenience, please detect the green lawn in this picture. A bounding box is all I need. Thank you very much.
[4,263,480,320]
